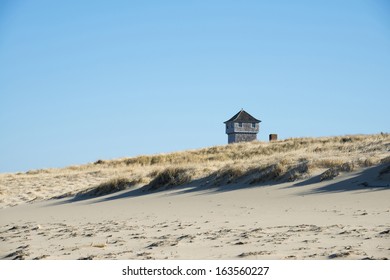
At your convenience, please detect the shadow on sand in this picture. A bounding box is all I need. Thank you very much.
[292,163,390,194]
[94,176,266,203]
[52,163,390,206]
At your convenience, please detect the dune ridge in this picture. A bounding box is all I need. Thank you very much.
[0,134,389,208]
[0,134,389,260]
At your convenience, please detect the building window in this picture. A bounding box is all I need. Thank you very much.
[252,123,256,128]
[238,122,243,127]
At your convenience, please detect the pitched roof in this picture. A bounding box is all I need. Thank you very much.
[224,109,261,123]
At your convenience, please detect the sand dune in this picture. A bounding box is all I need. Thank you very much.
[1,164,389,260]
[1,134,389,260]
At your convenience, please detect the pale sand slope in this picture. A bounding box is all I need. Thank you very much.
[0,166,389,260]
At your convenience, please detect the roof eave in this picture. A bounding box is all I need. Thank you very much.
[224,119,261,123]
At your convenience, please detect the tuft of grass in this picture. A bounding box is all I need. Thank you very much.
[319,162,355,181]
[339,162,355,172]
[211,166,246,186]
[285,162,310,181]
[26,169,50,175]
[320,167,340,181]
[314,159,345,169]
[76,177,140,198]
[359,157,380,167]
[148,167,192,191]
[148,169,160,178]
[249,163,286,184]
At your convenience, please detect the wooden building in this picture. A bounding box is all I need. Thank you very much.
[224,109,261,144]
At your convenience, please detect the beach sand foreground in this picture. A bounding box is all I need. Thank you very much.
[1,165,389,260]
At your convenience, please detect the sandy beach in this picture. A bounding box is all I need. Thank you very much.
[2,0,390,270]
[1,163,389,260]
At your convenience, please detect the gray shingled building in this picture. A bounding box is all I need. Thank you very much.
[224,109,261,144]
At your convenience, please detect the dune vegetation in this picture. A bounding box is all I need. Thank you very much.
[0,133,389,208]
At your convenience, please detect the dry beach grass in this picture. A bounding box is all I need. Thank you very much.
[0,133,389,260]
[1,133,388,208]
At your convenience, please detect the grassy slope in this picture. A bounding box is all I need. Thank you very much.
[0,134,389,208]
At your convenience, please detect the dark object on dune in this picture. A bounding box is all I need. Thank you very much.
[76,178,137,198]
[148,167,192,191]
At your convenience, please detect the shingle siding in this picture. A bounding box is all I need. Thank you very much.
[225,110,261,144]
[226,122,259,134]
[228,133,257,144]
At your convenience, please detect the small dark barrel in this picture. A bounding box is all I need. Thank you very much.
[269,134,278,141]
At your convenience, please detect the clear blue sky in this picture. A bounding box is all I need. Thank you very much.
[1,0,389,173]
